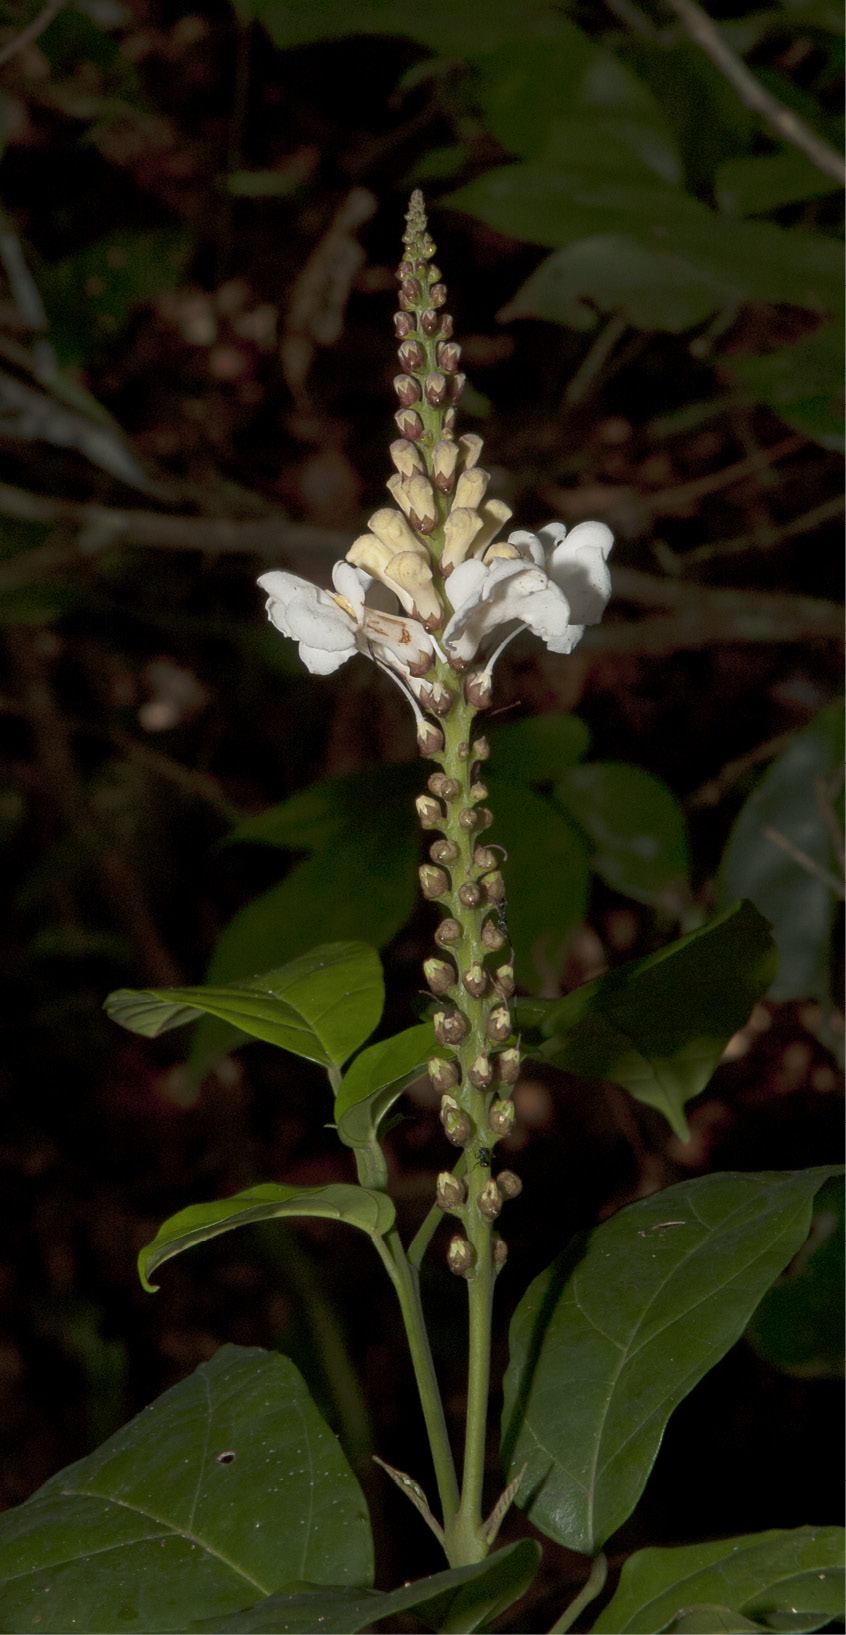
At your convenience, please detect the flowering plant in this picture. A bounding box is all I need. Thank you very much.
[0,193,840,1635]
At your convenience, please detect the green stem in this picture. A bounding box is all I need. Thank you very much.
[408,1153,466,1270]
[547,1554,608,1634]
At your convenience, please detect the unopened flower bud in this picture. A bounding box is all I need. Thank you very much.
[419,864,449,900]
[432,439,460,491]
[457,881,481,908]
[400,276,422,303]
[459,433,483,469]
[472,737,490,761]
[443,407,457,434]
[428,772,448,796]
[389,438,424,477]
[395,408,424,440]
[454,468,489,511]
[394,311,415,337]
[424,958,456,996]
[425,371,448,407]
[440,313,455,338]
[468,1053,494,1090]
[437,340,461,373]
[449,373,466,401]
[442,1107,473,1149]
[478,1180,502,1222]
[465,673,492,710]
[434,918,462,947]
[440,778,461,802]
[489,1097,516,1136]
[398,339,425,372]
[434,1008,468,1046]
[457,742,470,759]
[397,259,414,279]
[469,780,488,803]
[481,919,506,952]
[495,964,515,997]
[486,1006,511,1044]
[498,1049,521,1085]
[492,1235,508,1268]
[428,680,454,716]
[462,963,487,999]
[394,373,422,408]
[442,508,484,573]
[458,807,479,832]
[481,870,505,904]
[404,473,439,533]
[426,262,442,283]
[430,282,447,307]
[417,720,444,756]
[415,795,442,829]
[497,1170,523,1200]
[473,845,497,869]
[447,1235,475,1276]
[428,1056,460,1091]
[436,1171,466,1211]
[430,838,459,864]
[420,308,440,336]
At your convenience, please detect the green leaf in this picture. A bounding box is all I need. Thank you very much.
[138,1183,396,1292]
[718,703,845,1001]
[714,150,843,216]
[106,941,384,1069]
[746,1175,845,1378]
[226,765,419,854]
[485,774,592,989]
[537,901,778,1140]
[502,236,737,334]
[189,1538,541,1632]
[502,1168,841,1555]
[722,323,845,450]
[488,714,590,782]
[334,1022,435,1146]
[40,231,192,368]
[660,1609,763,1632]
[555,762,689,904]
[593,1526,845,1633]
[0,1345,373,1633]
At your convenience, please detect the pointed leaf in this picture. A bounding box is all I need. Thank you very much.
[502,1168,841,1554]
[555,762,689,904]
[139,1183,396,1292]
[106,941,384,1068]
[189,1539,541,1632]
[485,773,592,989]
[0,1345,373,1633]
[593,1527,845,1633]
[489,714,590,783]
[334,1022,436,1148]
[536,901,778,1139]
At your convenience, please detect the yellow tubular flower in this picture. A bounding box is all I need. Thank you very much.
[386,551,444,627]
[441,508,484,574]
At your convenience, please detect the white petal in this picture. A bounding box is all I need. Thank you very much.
[331,559,366,616]
[545,520,613,624]
[286,594,356,652]
[506,529,545,566]
[298,642,354,675]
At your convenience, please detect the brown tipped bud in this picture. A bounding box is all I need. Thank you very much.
[449,372,466,402]
[465,673,492,710]
[434,918,462,948]
[481,918,506,952]
[462,963,487,999]
[424,957,456,996]
[390,437,425,477]
[458,807,479,832]
[400,276,422,303]
[495,964,515,997]
[475,808,494,831]
[473,845,497,870]
[429,681,454,717]
[447,1235,476,1276]
[395,408,424,440]
[428,771,448,796]
[399,339,425,372]
[497,1170,523,1200]
[498,1048,521,1085]
[424,371,448,407]
[440,312,455,338]
[394,310,415,338]
[432,439,460,491]
[437,340,461,373]
[478,1180,503,1222]
[416,794,443,829]
[489,1097,516,1135]
[397,259,414,279]
[419,864,449,900]
[439,777,461,802]
[492,1235,508,1268]
[430,282,447,307]
[394,373,422,407]
[443,406,457,434]
[417,719,444,757]
[434,1008,468,1046]
[457,881,482,908]
[472,736,490,761]
[436,1171,466,1211]
[405,473,439,533]
[428,1056,460,1091]
[459,433,483,468]
[430,838,459,864]
[457,742,470,759]
[486,1006,511,1044]
[481,870,505,904]
[469,780,489,803]
[468,1053,494,1090]
[420,308,440,336]
[426,262,442,283]
[442,1110,473,1149]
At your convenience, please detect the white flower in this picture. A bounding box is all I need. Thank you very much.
[258,560,434,682]
[443,519,613,664]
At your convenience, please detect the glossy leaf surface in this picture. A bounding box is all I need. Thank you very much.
[486,773,592,987]
[488,713,590,783]
[190,1538,541,1632]
[746,1175,845,1378]
[536,900,777,1139]
[0,1346,372,1634]
[502,237,735,333]
[593,1526,845,1633]
[555,762,689,904]
[106,942,384,1069]
[334,1022,435,1148]
[502,1168,838,1555]
[138,1183,396,1292]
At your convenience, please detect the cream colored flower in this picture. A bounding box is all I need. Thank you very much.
[259,560,434,682]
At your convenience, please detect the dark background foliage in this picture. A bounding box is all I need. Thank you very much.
[0,0,842,1625]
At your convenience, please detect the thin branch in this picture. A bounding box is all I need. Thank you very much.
[663,0,846,184]
[763,826,845,898]
[0,0,65,70]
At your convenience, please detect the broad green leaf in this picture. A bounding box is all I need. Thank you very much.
[189,1539,541,1632]
[502,1168,840,1555]
[537,901,778,1140]
[746,1175,845,1378]
[661,1610,762,1632]
[334,1022,435,1144]
[718,703,845,1001]
[485,774,592,988]
[241,0,597,55]
[714,150,843,216]
[593,1526,845,1633]
[502,237,736,334]
[555,762,689,904]
[138,1183,396,1292]
[489,714,590,783]
[0,1346,372,1633]
[106,941,384,1069]
[226,764,421,854]
[723,323,845,450]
